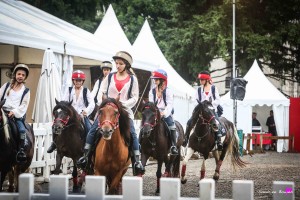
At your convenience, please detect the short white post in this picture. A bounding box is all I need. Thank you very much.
[273,181,294,200]
[199,179,215,200]
[160,178,180,200]
[49,175,68,200]
[19,173,34,200]
[233,180,254,200]
[123,177,142,200]
[86,176,106,200]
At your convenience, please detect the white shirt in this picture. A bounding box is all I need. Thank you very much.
[195,85,220,112]
[99,74,139,120]
[0,83,30,118]
[148,87,174,118]
[91,79,103,106]
[62,86,95,116]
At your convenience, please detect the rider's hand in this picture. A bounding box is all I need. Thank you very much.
[8,111,14,118]
[160,112,165,117]
[82,110,87,116]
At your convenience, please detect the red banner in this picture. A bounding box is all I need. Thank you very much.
[289,97,300,152]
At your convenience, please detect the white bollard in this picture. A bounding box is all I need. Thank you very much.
[19,173,34,200]
[232,180,254,200]
[199,179,215,200]
[85,176,105,200]
[273,181,294,200]
[123,176,142,200]
[49,175,68,200]
[161,178,180,200]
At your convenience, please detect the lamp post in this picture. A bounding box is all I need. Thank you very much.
[232,0,237,127]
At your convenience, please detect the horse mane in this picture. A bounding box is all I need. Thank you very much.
[100,98,131,145]
[190,100,211,127]
[141,101,161,122]
[53,100,79,122]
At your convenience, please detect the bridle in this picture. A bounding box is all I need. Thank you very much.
[141,106,159,129]
[98,102,120,130]
[53,108,78,130]
[194,110,216,142]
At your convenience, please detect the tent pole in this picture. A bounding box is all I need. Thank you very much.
[232,0,237,127]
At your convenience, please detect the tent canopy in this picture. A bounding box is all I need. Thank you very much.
[221,60,289,152]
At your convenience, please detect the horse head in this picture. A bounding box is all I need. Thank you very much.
[196,100,219,132]
[98,98,121,140]
[0,99,10,144]
[140,101,160,138]
[52,99,74,135]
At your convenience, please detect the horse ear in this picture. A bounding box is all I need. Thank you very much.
[115,93,121,102]
[68,100,73,106]
[55,98,59,105]
[209,97,213,103]
[102,93,107,101]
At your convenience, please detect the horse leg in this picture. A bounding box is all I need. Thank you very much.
[212,150,222,180]
[52,152,63,174]
[138,153,149,177]
[200,159,206,180]
[155,160,163,195]
[181,147,194,184]
[72,164,81,193]
[8,170,14,192]
[108,171,125,195]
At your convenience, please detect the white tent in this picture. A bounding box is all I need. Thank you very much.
[221,60,290,152]
[132,20,196,125]
[94,4,132,61]
[0,0,112,60]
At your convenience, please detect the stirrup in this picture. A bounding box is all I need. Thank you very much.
[133,161,145,176]
[170,146,178,155]
[16,149,27,163]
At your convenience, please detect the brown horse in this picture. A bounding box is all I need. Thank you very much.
[94,98,131,195]
[51,99,86,192]
[139,101,184,194]
[181,100,246,184]
[0,99,34,192]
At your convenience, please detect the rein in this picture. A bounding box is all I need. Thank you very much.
[194,112,215,142]
[98,102,120,130]
[141,106,158,128]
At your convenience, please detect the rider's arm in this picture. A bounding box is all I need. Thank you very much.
[83,89,95,116]
[212,86,221,109]
[91,79,99,100]
[163,88,174,117]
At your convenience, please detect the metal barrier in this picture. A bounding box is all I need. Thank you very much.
[0,174,295,200]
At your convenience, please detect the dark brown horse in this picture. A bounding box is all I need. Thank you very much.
[0,99,34,192]
[51,99,86,192]
[181,100,246,184]
[94,98,131,194]
[139,101,184,194]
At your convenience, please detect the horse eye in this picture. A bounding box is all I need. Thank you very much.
[114,110,119,115]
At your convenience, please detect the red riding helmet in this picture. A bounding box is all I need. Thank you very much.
[72,70,86,80]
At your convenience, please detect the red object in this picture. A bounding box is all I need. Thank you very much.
[252,133,272,145]
[289,98,300,152]
[114,74,130,92]
[72,70,86,80]
[152,71,167,81]
[198,73,211,80]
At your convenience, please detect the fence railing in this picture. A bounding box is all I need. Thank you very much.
[0,174,295,200]
[30,121,142,181]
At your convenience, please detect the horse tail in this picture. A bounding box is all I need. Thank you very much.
[227,125,247,169]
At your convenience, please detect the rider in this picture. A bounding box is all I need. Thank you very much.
[91,61,112,106]
[47,70,95,153]
[77,51,144,175]
[0,64,30,163]
[184,71,225,150]
[148,69,178,155]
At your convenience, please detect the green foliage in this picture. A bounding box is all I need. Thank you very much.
[24,0,300,83]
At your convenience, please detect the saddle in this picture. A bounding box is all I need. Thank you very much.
[7,117,31,148]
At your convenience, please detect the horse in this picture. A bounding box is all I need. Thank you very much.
[51,99,87,192]
[181,100,246,184]
[93,98,131,195]
[0,99,34,192]
[139,101,184,194]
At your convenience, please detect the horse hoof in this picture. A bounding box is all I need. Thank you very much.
[73,186,81,193]
[213,175,219,181]
[181,179,187,184]
[155,189,160,195]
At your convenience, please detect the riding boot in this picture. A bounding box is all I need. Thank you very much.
[170,129,178,155]
[133,150,145,176]
[216,130,223,151]
[183,123,192,147]
[16,136,27,163]
[47,142,57,153]
[77,144,91,168]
